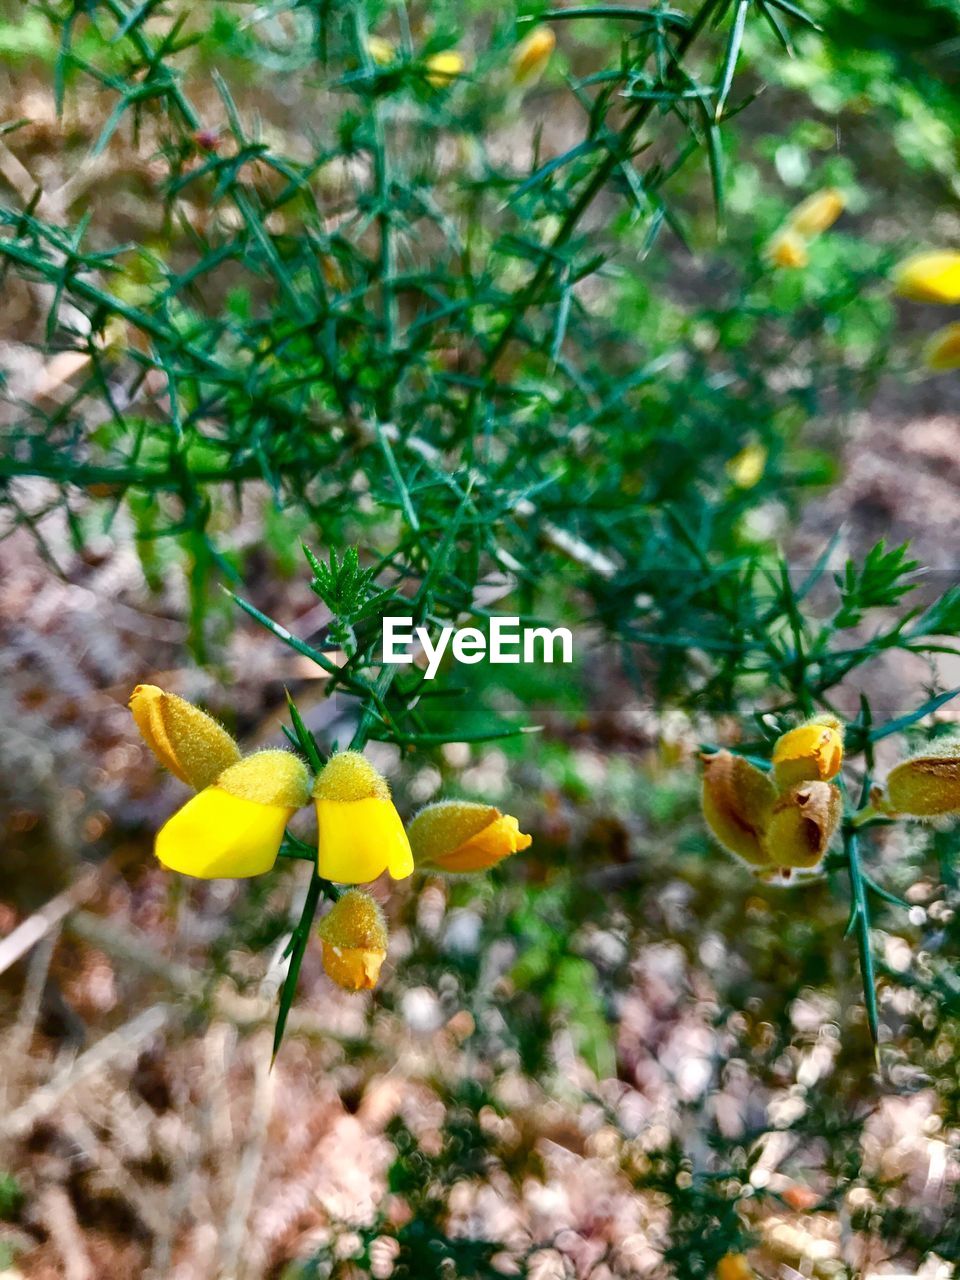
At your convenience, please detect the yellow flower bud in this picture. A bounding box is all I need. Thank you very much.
[725,442,767,490]
[425,50,465,87]
[367,35,396,66]
[317,888,388,991]
[766,229,809,270]
[772,715,844,788]
[884,741,960,817]
[786,187,845,238]
[701,750,778,867]
[763,781,842,869]
[129,684,241,791]
[313,751,413,884]
[155,750,311,878]
[893,251,960,304]
[717,1255,754,1280]
[408,800,532,873]
[509,26,556,86]
[922,321,960,372]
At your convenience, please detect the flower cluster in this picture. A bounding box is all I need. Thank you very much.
[766,187,845,269]
[701,715,845,879]
[129,685,531,990]
[893,250,960,372]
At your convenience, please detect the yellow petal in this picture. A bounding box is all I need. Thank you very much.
[922,321,960,372]
[509,25,556,86]
[155,786,291,878]
[772,716,844,787]
[766,229,808,270]
[316,795,413,884]
[129,684,240,790]
[408,800,531,872]
[426,50,465,87]
[786,187,844,238]
[367,35,395,66]
[763,781,842,869]
[717,1255,754,1280]
[701,750,777,867]
[893,251,960,304]
[725,442,767,490]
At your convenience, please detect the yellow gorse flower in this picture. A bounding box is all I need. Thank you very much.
[156,750,311,879]
[425,50,465,87]
[763,780,842,869]
[509,25,556,86]
[786,187,845,238]
[893,250,960,304]
[367,35,396,66]
[922,321,960,372]
[716,1255,754,1280]
[317,889,388,991]
[701,750,778,867]
[883,741,960,817]
[313,750,413,884]
[130,683,240,790]
[772,714,844,788]
[766,228,809,270]
[408,799,532,873]
[726,442,767,490]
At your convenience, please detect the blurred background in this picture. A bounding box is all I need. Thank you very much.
[4,1,960,1277]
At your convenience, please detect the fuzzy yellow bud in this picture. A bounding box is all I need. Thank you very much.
[367,35,396,66]
[763,781,842,869]
[884,742,960,817]
[313,751,413,884]
[716,1255,754,1280]
[772,715,844,788]
[155,750,311,878]
[786,187,845,238]
[425,50,465,87]
[317,889,388,991]
[701,751,778,867]
[408,800,532,873]
[129,684,241,791]
[509,26,556,86]
[921,321,960,372]
[766,229,809,270]
[725,442,767,490]
[893,251,960,304]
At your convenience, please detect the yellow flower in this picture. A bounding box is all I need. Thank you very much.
[129,683,240,791]
[408,800,532,873]
[716,1255,754,1280]
[786,187,845,238]
[425,50,465,87]
[155,750,311,879]
[772,715,844,788]
[317,888,388,991]
[766,229,809,270]
[884,741,960,817]
[893,251,960,304]
[701,750,778,867]
[367,35,396,66]
[763,781,842,869]
[509,26,556,86]
[922,321,960,372]
[313,751,413,884]
[725,442,767,490]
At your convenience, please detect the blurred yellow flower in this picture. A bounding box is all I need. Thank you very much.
[772,715,844,788]
[717,1255,754,1280]
[155,750,311,878]
[922,321,960,372]
[129,683,240,791]
[786,187,845,238]
[725,442,767,489]
[766,229,809,270]
[763,780,842,869]
[408,799,531,872]
[884,742,960,817]
[701,750,777,867]
[509,26,556,86]
[367,35,396,66]
[893,250,960,304]
[313,750,413,883]
[318,888,388,991]
[426,50,465,87]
